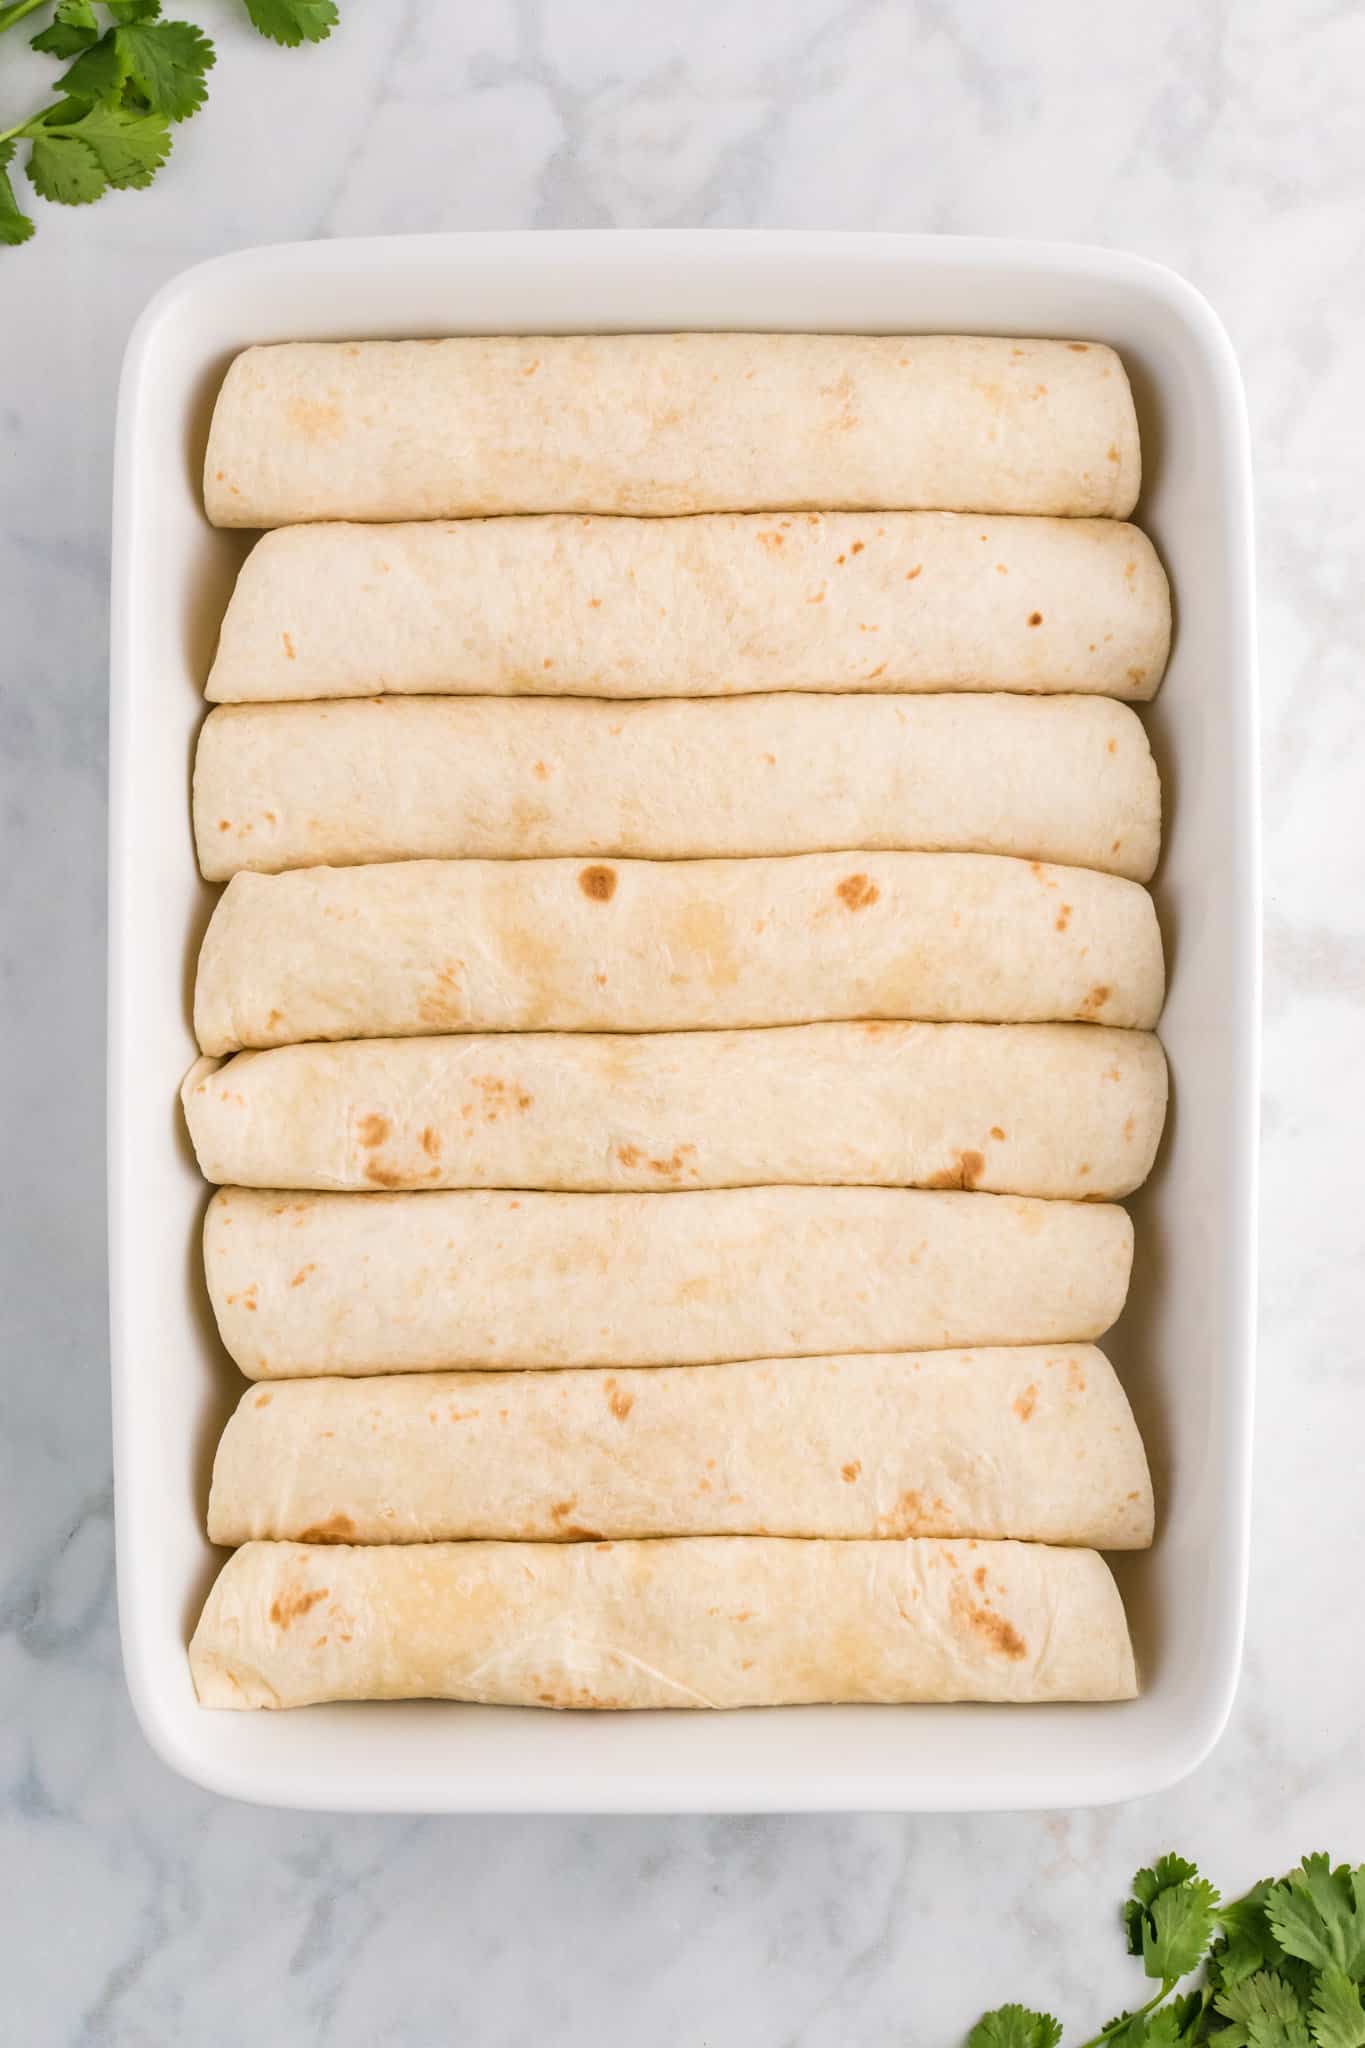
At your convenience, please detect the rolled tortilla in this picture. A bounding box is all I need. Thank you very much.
[193,852,1164,1056]
[203,334,1141,529]
[193,694,1161,883]
[204,1184,1134,1378]
[189,1536,1139,1709]
[182,1022,1167,1200]
[207,1346,1154,1549]
[203,513,1169,705]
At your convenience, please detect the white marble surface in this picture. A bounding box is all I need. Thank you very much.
[1,1,1362,2040]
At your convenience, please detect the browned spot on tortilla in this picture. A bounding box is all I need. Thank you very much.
[1123,1114,1136,1140]
[762,751,776,765]
[836,872,879,911]
[974,1566,988,1590]
[995,563,1008,574]
[289,1264,316,1288]
[357,1113,390,1147]
[950,1578,1028,1659]
[217,819,230,831]
[905,565,922,580]
[420,1126,441,1158]
[806,588,826,603]
[1079,1162,1091,1176]
[254,1391,272,1407]
[286,397,344,442]
[1028,610,1044,627]
[605,1380,634,1421]
[841,1461,861,1483]
[1013,1384,1039,1421]
[297,1514,355,1543]
[927,1149,985,1190]
[1104,1065,1121,1082]
[522,359,540,375]
[851,540,864,554]
[835,552,846,565]
[532,760,549,781]
[472,1075,533,1116]
[990,1126,1006,1141]
[1055,904,1072,932]
[1127,666,1147,686]
[1107,442,1120,462]
[1067,342,1090,352]
[579,864,617,901]
[269,1586,328,1628]
[865,662,887,680]
[876,1488,952,1536]
[549,1500,576,1523]
[418,961,466,1029]
[364,1162,404,1188]
[1067,1357,1088,1393]
[266,1008,284,1028]
[1112,838,1123,853]
[1080,983,1112,1018]
[756,530,784,550]
[588,596,602,608]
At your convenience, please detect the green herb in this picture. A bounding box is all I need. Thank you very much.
[969,1857,1365,2048]
[0,0,338,245]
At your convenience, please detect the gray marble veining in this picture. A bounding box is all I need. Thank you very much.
[3,1,1364,2040]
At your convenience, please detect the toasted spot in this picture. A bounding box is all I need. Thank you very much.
[990,1126,1006,1141]
[1127,666,1147,686]
[579,864,617,902]
[296,1514,355,1543]
[364,1163,405,1188]
[254,1391,272,1408]
[1066,1358,1088,1394]
[533,760,549,781]
[1067,342,1089,352]
[289,1264,316,1288]
[269,1586,328,1628]
[1123,1115,1136,1140]
[549,1500,576,1522]
[1028,611,1043,627]
[1013,1384,1039,1422]
[420,1126,441,1158]
[876,1488,952,1536]
[218,819,230,830]
[851,540,864,554]
[927,1149,985,1190]
[841,1461,861,1483]
[357,1114,390,1147]
[521,359,540,375]
[836,872,880,911]
[605,1380,634,1421]
[588,596,601,608]
[905,565,922,580]
[1107,442,1120,462]
[1055,904,1072,932]
[1080,984,1112,1018]
[286,398,343,442]
[756,530,784,550]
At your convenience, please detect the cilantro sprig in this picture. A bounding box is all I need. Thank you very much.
[969,1857,1365,2048]
[0,0,338,244]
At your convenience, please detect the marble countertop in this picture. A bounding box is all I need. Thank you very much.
[2,2,1361,2040]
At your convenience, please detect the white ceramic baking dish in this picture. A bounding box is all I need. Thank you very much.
[108,230,1258,1812]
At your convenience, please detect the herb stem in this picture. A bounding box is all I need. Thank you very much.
[1074,1982,1179,2048]
[0,0,48,34]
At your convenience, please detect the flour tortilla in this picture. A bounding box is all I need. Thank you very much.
[203,1184,1134,1378]
[207,1345,1154,1550]
[183,1022,1167,1201]
[189,1536,1138,1709]
[204,512,1169,704]
[193,852,1164,1056]
[194,693,1161,883]
[203,334,1141,528]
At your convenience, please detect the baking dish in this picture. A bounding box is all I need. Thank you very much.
[108,229,1258,1812]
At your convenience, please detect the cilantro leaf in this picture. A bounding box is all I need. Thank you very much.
[30,0,99,57]
[107,0,163,17]
[0,141,36,243]
[1125,1858,1219,1982]
[1215,1970,1314,2048]
[26,128,105,203]
[1268,1861,1365,1980]
[968,2005,1063,2048]
[242,0,338,46]
[45,99,172,186]
[1214,1887,1287,1989]
[1310,1970,1365,2048]
[55,27,130,103]
[116,19,214,121]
